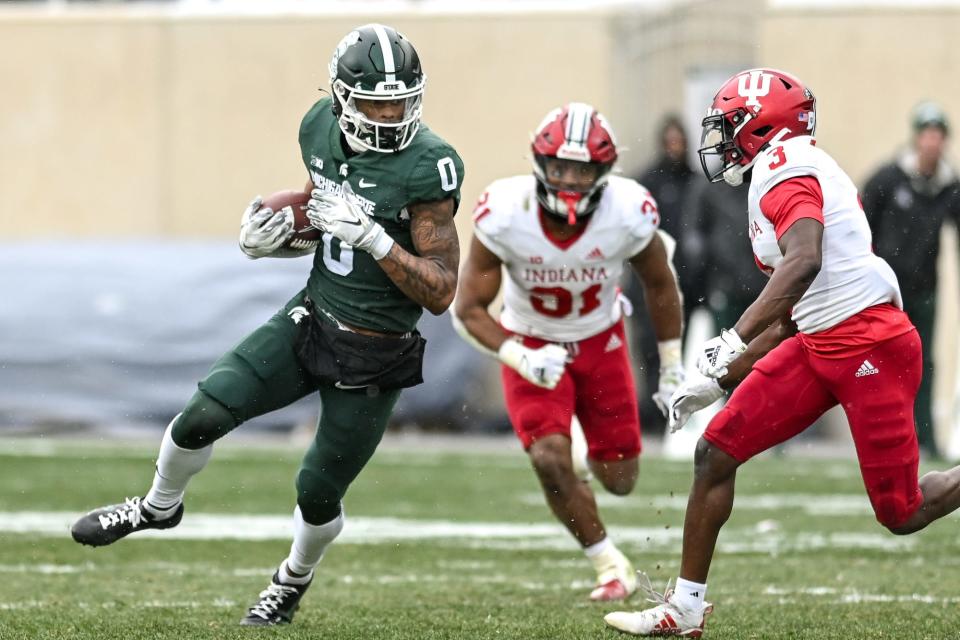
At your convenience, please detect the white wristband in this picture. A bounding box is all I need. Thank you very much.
[367,226,395,260]
[497,339,526,371]
[657,338,682,370]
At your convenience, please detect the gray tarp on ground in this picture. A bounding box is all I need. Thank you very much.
[0,241,504,432]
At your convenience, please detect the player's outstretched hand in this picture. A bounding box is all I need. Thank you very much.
[667,373,724,433]
[696,329,747,378]
[306,188,394,260]
[653,363,686,418]
[239,196,294,258]
[499,340,567,390]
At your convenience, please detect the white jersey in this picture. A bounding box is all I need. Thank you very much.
[748,135,902,334]
[473,175,659,342]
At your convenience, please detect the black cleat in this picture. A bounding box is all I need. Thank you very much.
[240,572,312,626]
[71,496,183,547]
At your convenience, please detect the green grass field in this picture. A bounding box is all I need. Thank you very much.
[1,436,957,639]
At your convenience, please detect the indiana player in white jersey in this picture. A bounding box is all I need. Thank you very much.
[453,103,684,601]
[605,69,960,637]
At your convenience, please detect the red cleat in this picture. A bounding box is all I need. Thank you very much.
[590,577,634,601]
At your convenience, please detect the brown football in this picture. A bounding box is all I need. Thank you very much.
[261,189,320,250]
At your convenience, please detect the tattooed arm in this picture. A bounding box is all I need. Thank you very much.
[377,198,460,315]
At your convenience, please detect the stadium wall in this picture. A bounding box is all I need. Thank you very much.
[0,2,754,241]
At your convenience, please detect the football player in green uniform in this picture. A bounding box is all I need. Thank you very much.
[70,24,464,627]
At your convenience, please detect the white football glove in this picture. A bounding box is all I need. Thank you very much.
[696,328,748,378]
[667,373,725,433]
[498,340,568,390]
[239,196,294,259]
[653,362,686,418]
[307,188,395,260]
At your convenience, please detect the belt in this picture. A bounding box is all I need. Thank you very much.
[307,296,412,339]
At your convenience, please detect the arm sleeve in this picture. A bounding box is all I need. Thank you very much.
[758,176,824,240]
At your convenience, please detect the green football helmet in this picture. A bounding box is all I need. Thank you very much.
[328,24,426,153]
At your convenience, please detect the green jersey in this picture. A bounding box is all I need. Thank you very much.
[298,97,464,333]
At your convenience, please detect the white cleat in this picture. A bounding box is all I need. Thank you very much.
[604,576,711,637]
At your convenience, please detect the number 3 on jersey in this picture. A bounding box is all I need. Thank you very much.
[530,284,602,318]
[769,146,787,170]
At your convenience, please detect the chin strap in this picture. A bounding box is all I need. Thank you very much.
[725,126,794,185]
[557,191,580,225]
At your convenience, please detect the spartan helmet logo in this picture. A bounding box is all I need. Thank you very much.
[328,30,361,84]
[737,70,772,108]
[287,305,310,325]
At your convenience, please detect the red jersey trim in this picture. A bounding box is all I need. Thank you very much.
[760,176,825,241]
[538,207,588,250]
[798,303,915,359]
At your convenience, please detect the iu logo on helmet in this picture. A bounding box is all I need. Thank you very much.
[737,70,772,108]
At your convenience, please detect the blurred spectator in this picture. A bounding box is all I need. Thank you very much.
[683,179,767,333]
[625,114,699,434]
[862,101,960,459]
[638,114,703,317]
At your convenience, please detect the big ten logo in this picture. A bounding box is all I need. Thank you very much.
[530,256,544,264]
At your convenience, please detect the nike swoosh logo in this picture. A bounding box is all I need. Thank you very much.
[358,179,377,188]
[335,381,368,390]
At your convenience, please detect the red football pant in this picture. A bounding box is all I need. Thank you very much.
[704,329,924,528]
[501,320,641,462]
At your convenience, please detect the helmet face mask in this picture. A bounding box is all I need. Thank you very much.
[531,103,618,225]
[329,24,426,153]
[698,108,754,186]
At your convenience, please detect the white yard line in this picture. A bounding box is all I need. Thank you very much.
[0,512,916,554]
[764,585,960,605]
[521,491,960,518]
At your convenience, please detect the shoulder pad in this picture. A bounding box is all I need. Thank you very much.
[472,176,532,238]
[299,98,332,140]
[406,134,465,210]
[606,176,661,249]
[753,136,820,198]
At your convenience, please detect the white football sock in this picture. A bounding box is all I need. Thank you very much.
[143,414,212,517]
[673,576,707,612]
[585,537,628,578]
[584,536,613,560]
[280,505,345,581]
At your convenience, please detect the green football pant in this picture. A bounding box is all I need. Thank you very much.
[172,291,401,524]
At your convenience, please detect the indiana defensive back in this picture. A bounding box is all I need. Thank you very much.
[454,103,684,601]
[605,68,960,638]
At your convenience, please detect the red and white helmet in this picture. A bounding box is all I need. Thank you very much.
[532,103,618,224]
[699,68,816,186]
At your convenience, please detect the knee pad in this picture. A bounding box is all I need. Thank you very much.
[171,390,238,450]
[296,467,344,525]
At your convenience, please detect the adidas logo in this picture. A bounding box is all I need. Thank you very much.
[855,359,879,377]
[585,247,605,260]
[704,346,720,366]
[604,333,623,353]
